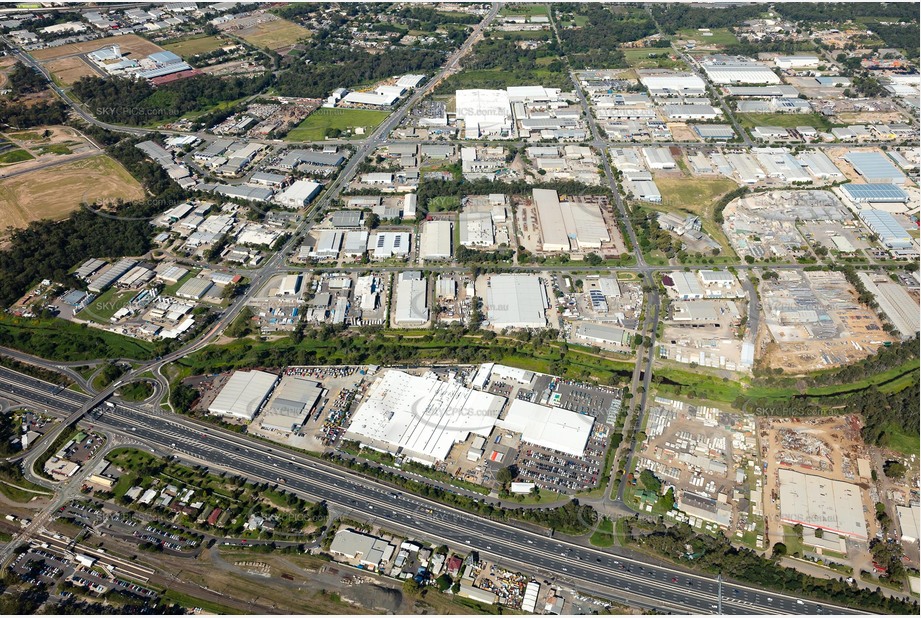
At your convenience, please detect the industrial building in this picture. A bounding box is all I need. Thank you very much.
[329,529,395,569]
[485,274,549,330]
[840,183,909,204]
[637,71,706,96]
[496,399,594,458]
[859,210,914,249]
[342,84,404,107]
[857,272,920,338]
[643,147,676,170]
[699,55,781,85]
[778,469,868,539]
[370,231,411,259]
[208,370,279,421]
[274,180,322,209]
[260,376,324,433]
[843,151,907,184]
[774,55,819,69]
[897,505,920,544]
[575,323,631,347]
[394,271,429,325]
[419,220,453,260]
[344,369,505,464]
[460,211,495,246]
[797,151,844,180]
[455,89,513,138]
[176,276,213,300]
[532,189,610,252]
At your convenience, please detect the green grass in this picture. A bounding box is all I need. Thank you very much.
[883,423,920,457]
[162,269,199,297]
[0,149,34,164]
[737,112,833,131]
[428,195,461,212]
[162,34,225,58]
[590,517,616,547]
[0,314,155,362]
[285,108,390,141]
[37,144,72,155]
[500,4,549,16]
[623,48,687,70]
[437,67,570,92]
[118,381,154,402]
[648,176,739,255]
[675,27,738,46]
[162,589,244,615]
[78,287,134,323]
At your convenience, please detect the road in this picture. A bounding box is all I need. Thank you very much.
[0,365,872,615]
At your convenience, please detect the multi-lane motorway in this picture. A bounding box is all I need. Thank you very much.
[0,365,868,616]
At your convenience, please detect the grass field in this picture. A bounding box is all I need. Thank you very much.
[236,17,310,50]
[590,518,616,547]
[437,67,569,92]
[0,149,33,164]
[623,48,687,70]
[500,4,549,16]
[737,112,833,131]
[78,287,135,324]
[0,155,145,237]
[44,56,97,86]
[0,314,155,361]
[675,28,738,46]
[162,35,226,58]
[285,108,390,141]
[427,195,461,212]
[652,175,738,254]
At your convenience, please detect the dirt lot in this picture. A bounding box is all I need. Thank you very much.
[218,13,310,52]
[44,56,100,85]
[0,154,145,238]
[0,56,16,89]
[31,34,164,61]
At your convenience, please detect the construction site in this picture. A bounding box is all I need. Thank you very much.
[757,269,896,373]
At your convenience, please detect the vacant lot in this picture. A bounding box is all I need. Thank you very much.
[0,155,145,236]
[0,149,33,165]
[654,174,738,253]
[286,108,390,141]
[500,4,549,16]
[163,35,226,58]
[44,56,99,86]
[31,34,164,61]
[675,28,738,46]
[737,112,832,131]
[236,18,310,51]
[623,48,687,70]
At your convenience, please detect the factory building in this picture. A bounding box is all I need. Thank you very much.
[897,505,920,545]
[575,323,631,347]
[778,469,868,540]
[840,184,909,204]
[643,147,676,170]
[699,55,781,85]
[797,151,844,180]
[260,376,324,433]
[459,211,495,246]
[496,399,594,458]
[274,180,322,209]
[344,369,505,464]
[208,370,279,421]
[843,151,907,184]
[859,210,914,249]
[369,231,411,259]
[532,189,610,251]
[455,89,513,138]
[637,71,707,96]
[329,529,395,570]
[774,55,819,69]
[419,220,453,260]
[485,274,548,330]
[394,271,428,325]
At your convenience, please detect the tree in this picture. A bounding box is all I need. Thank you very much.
[639,469,662,494]
[365,213,381,230]
[883,460,906,478]
[584,252,602,266]
[771,542,787,558]
[402,578,422,596]
[496,465,517,487]
[814,528,823,539]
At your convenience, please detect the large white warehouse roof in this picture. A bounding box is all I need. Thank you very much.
[486,274,548,329]
[344,369,505,464]
[209,370,278,421]
[778,469,868,539]
[497,399,594,458]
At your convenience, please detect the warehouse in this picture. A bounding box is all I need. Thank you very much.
[276,149,344,169]
[575,323,631,347]
[277,274,303,296]
[370,231,411,259]
[209,370,279,421]
[196,183,274,202]
[643,147,676,170]
[859,210,914,249]
[778,469,868,539]
[275,180,323,209]
[797,151,844,180]
[394,271,428,325]
[496,399,594,458]
[724,85,799,97]
[311,230,343,260]
[632,179,662,203]
[693,124,736,140]
[485,274,548,329]
[857,272,920,338]
[342,231,369,257]
[459,211,495,246]
[176,276,213,300]
[87,259,137,293]
[260,376,324,433]
[661,104,722,121]
[342,86,402,107]
[841,183,909,204]
[419,220,453,260]
[638,71,706,96]
[897,505,920,545]
[344,369,505,464]
[532,189,610,251]
[455,89,513,138]
[843,151,907,184]
[329,529,395,569]
[665,271,704,300]
[755,150,810,183]
[700,55,781,85]
[774,55,819,69]
[671,300,739,326]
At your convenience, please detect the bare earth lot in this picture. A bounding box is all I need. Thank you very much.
[0,154,145,239]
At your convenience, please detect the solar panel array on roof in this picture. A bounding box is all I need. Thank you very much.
[841,183,909,203]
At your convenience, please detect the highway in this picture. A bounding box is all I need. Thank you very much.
[0,365,870,615]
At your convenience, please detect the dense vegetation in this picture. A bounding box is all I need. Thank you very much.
[71,74,271,126]
[774,3,919,24]
[622,517,917,614]
[6,62,46,96]
[868,22,920,60]
[0,100,68,130]
[555,4,657,69]
[650,3,762,33]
